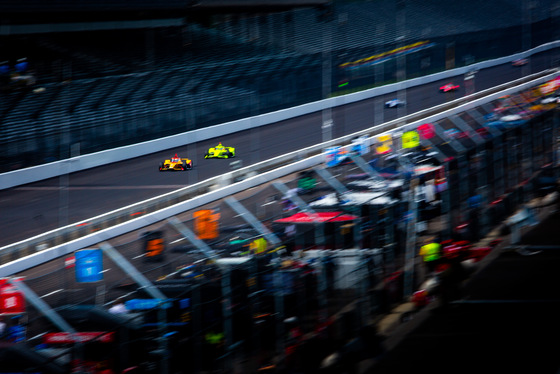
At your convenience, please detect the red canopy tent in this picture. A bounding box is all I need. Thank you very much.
[274,211,359,224]
[274,211,360,250]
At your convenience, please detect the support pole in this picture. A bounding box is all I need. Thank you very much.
[99,243,166,300]
[221,266,233,372]
[272,182,316,215]
[273,260,285,365]
[313,167,349,195]
[98,242,168,374]
[450,115,485,145]
[224,196,282,247]
[167,217,219,261]
[403,178,418,298]
[431,122,466,154]
[348,153,389,184]
[8,278,75,333]
[273,181,325,249]
[419,131,456,240]
[8,279,86,372]
[313,167,362,247]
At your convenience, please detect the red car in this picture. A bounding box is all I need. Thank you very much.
[439,83,460,92]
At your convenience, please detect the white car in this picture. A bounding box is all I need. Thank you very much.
[541,96,559,105]
[500,114,522,122]
[385,98,406,108]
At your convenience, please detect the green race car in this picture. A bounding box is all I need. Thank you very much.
[204,142,236,159]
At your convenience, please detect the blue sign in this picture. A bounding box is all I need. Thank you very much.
[125,299,172,311]
[75,249,103,283]
[15,61,28,72]
[7,324,25,343]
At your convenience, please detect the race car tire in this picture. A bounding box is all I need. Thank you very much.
[182,161,187,170]
[224,153,229,159]
[159,162,164,171]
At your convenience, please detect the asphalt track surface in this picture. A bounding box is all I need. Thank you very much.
[366,210,560,374]
[0,51,558,248]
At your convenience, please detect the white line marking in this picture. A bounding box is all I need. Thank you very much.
[40,289,63,298]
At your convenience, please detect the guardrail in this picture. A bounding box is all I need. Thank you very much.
[2,40,559,190]
[1,69,557,276]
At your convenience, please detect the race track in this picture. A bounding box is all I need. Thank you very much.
[0,51,555,247]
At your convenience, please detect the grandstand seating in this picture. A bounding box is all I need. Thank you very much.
[0,0,553,171]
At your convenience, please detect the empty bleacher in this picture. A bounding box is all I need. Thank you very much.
[0,0,553,171]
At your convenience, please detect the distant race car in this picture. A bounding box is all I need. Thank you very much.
[541,96,559,105]
[512,58,528,67]
[485,112,528,130]
[204,142,236,159]
[385,98,406,108]
[159,153,193,171]
[443,128,468,139]
[439,83,460,92]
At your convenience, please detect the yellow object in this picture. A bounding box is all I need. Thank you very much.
[402,131,420,149]
[250,237,268,254]
[419,242,441,262]
[376,134,393,154]
[159,153,192,171]
[340,223,354,235]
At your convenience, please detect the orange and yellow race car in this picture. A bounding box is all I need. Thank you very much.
[159,153,193,171]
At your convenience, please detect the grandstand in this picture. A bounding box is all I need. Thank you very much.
[0,0,558,171]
